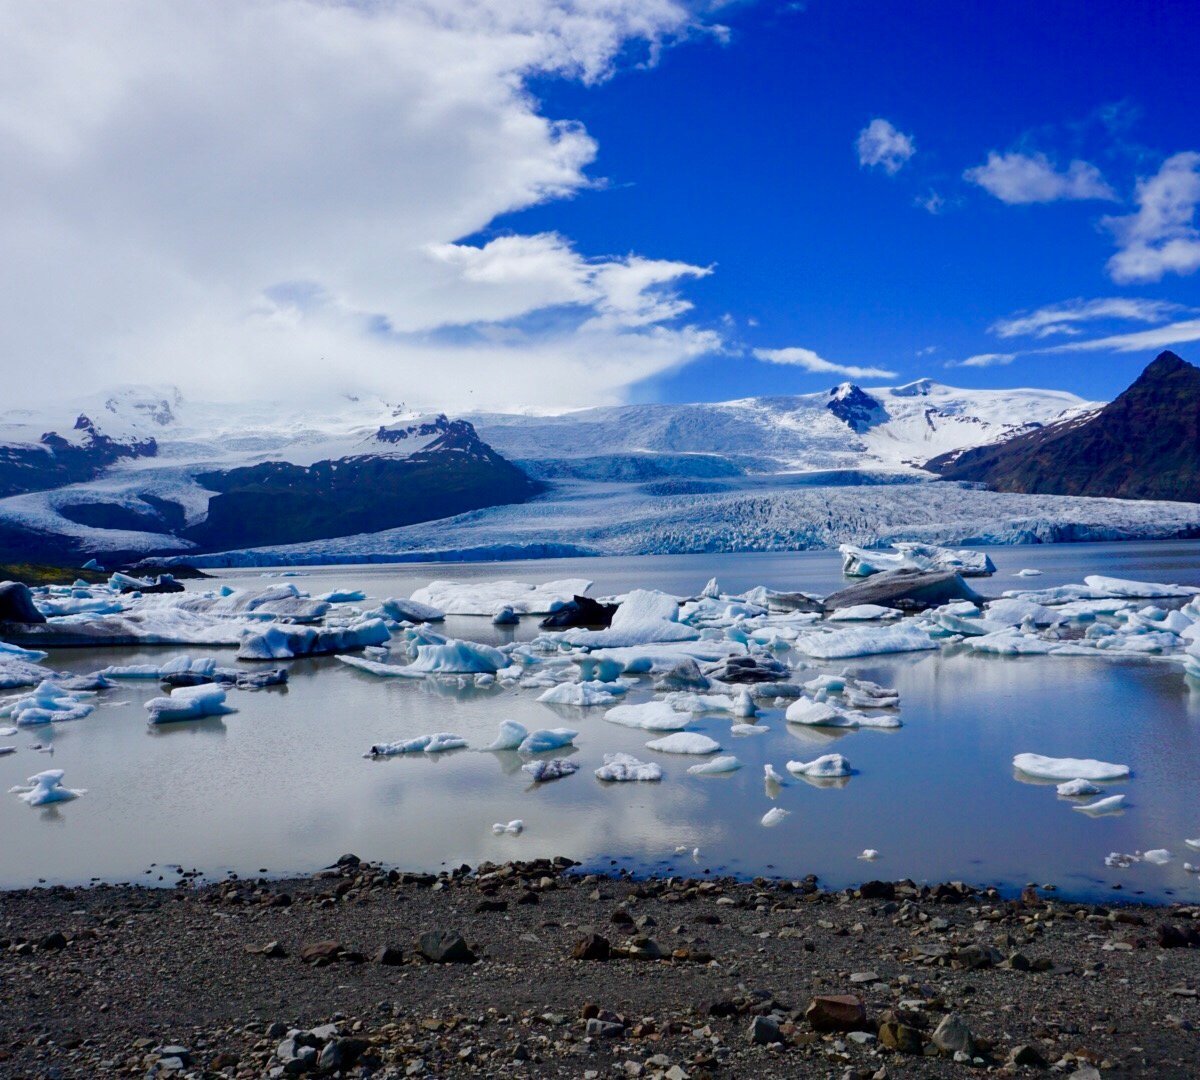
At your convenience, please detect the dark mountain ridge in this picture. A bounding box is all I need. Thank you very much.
[927,351,1200,502]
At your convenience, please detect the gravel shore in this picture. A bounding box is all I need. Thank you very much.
[2,857,1199,1079]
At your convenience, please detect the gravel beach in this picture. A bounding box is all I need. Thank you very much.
[2,858,1198,1079]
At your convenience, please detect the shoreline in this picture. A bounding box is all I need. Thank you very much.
[3,859,1199,1078]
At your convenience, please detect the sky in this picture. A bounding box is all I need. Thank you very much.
[3,0,1200,412]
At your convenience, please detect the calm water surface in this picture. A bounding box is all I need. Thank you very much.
[4,540,1200,901]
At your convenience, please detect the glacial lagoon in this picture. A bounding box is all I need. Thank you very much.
[4,540,1200,902]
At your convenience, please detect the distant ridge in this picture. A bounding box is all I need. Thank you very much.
[928,351,1200,502]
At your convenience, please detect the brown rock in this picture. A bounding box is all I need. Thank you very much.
[299,940,343,965]
[805,994,867,1032]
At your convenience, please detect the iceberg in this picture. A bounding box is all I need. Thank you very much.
[492,819,524,835]
[645,732,722,755]
[518,727,577,754]
[827,604,900,621]
[858,849,881,860]
[318,588,366,603]
[563,589,700,649]
[793,623,935,659]
[0,657,53,690]
[687,755,742,775]
[787,753,852,779]
[785,698,900,729]
[101,655,218,679]
[486,720,528,751]
[237,618,389,660]
[604,701,691,731]
[840,542,995,578]
[409,579,592,615]
[595,752,663,782]
[145,684,234,724]
[407,639,508,674]
[5,681,95,726]
[336,654,418,677]
[537,681,625,707]
[1056,778,1101,797]
[761,807,790,827]
[1013,753,1130,782]
[1072,794,1126,815]
[731,723,768,736]
[521,758,579,782]
[367,732,467,756]
[377,597,445,623]
[1143,848,1173,864]
[492,605,520,626]
[10,769,85,806]
[1082,575,1199,599]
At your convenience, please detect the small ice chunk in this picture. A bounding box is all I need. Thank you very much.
[733,689,757,718]
[491,819,524,835]
[1073,794,1126,815]
[425,732,468,753]
[761,807,790,827]
[687,755,742,775]
[787,754,852,779]
[10,769,84,806]
[764,763,786,788]
[858,849,880,860]
[1056,778,1101,797]
[0,746,15,756]
[537,681,623,707]
[1144,848,1173,864]
[368,735,434,756]
[793,623,935,659]
[521,759,579,782]
[408,640,507,674]
[731,723,768,736]
[701,577,721,599]
[492,605,520,626]
[318,588,366,603]
[826,605,899,621]
[604,701,690,731]
[378,597,445,623]
[486,720,528,752]
[1014,753,1130,782]
[645,732,722,755]
[1015,568,1043,577]
[1186,838,1200,851]
[595,752,663,782]
[144,684,234,725]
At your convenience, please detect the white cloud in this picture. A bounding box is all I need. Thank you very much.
[990,297,1186,339]
[915,190,945,214]
[856,119,915,175]
[964,151,1117,204]
[0,0,723,411]
[1039,318,1200,355]
[754,347,897,379]
[951,353,1016,368]
[1103,152,1200,283]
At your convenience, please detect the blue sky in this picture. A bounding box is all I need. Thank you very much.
[4,1,1199,411]
[488,0,1200,403]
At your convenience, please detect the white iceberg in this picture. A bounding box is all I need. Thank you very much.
[407,639,508,674]
[492,605,520,626]
[492,819,524,835]
[785,698,900,729]
[1056,778,1101,797]
[145,684,234,724]
[595,752,663,782]
[237,618,389,660]
[840,542,994,578]
[787,753,852,779]
[827,604,900,621]
[604,701,691,731]
[10,769,85,806]
[318,588,366,603]
[687,755,742,775]
[537,681,625,707]
[486,720,528,751]
[731,723,768,736]
[761,807,790,827]
[563,589,699,649]
[645,732,721,755]
[518,728,577,754]
[793,623,935,660]
[101,655,218,679]
[377,597,445,623]
[1013,753,1130,782]
[1072,794,1126,815]
[1082,575,1199,599]
[368,731,469,756]
[1143,848,1173,864]
[858,849,881,860]
[409,579,591,615]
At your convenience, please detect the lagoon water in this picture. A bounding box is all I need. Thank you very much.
[4,540,1200,901]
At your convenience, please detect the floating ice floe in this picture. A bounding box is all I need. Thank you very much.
[594,752,663,782]
[318,588,366,603]
[1072,794,1126,815]
[761,807,790,827]
[784,698,900,729]
[962,628,1063,655]
[178,584,330,622]
[687,755,742,775]
[645,732,722,755]
[1082,575,1199,599]
[0,746,15,756]
[563,589,699,649]
[0,657,53,690]
[407,639,508,674]
[1186,838,1200,851]
[858,849,881,860]
[486,720,528,751]
[604,701,691,731]
[101,655,218,679]
[145,684,235,724]
[764,763,786,786]
[492,605,520,626]
[1105,852,1138,868]
[237,619,388,660]
[1015,569,1043,577]
[840,542,995,578]
[3,681,95,726]
[367,732,468,756]
[1143,848,1173,864]
[537,681,625,707]
[0,641,49,663]
[787,754,852,779]
[492,819,524,835]
[731,723,768,736]
[793,623,936,660]
[1056,778,1101,797]
[376,597,445,623]
[10,769,84,806]
[522,759,579,782]
[409,579,592,616]
[826,604,900,621]
[518,728,578,754]
[336,654,416,677]
[1013,753,1130,782]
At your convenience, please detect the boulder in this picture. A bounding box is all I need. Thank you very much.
[571,934,611,961]
[805,994,867,1032]
[417,929,476,964]
[932,1013,975,1056]
[539,595,618,629]
[0,581,45,624]
[823,569,984,612]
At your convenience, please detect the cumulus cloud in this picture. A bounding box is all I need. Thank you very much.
[964,151,1117,204]
[1103,152,1200,283]
[990,297,1186,339]
[753,347,897,379]
[856,119,915,175]
[0,0,722,411]
[951,353,1016,369]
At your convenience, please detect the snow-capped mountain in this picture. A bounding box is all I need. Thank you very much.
[470,379,1093,478]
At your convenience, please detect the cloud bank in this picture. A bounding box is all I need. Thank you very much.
[0,0,724,410]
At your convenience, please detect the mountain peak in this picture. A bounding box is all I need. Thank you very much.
[826,383,884,433]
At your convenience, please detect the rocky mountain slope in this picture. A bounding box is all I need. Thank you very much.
[928,352,1200,502]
